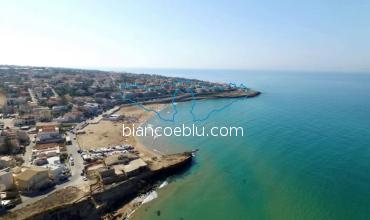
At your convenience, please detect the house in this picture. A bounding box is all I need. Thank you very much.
[36,122,60,133]
[104,153,138,166]
[36,132,64,144]
[47,156,61,165]
[96,167,120,185]
[33,107,52,122]
[83,103,101,115]
[14,115,36,127]
[0,168,14,191]
[122,158,148,177]
[0,156,16,169]
[57,111,84,123]
[14,166,50,192]
[51,105,67,114]
[44,164,64,182]
[32,145,61,163]
[34,142,60,150]
[0,131,22,154]
[85,163,106,178]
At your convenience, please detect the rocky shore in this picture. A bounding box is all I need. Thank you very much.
[1,152,193,220]
[126,88,261,105]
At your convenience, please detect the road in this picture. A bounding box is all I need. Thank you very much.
[13,132,86,210]
[49,85,59,98]
[27,88,38,105]
[65,131,84,182]
[23,139,34,166]
[11,106,121,211]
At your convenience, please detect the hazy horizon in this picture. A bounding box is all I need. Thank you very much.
[1,1,370,72]
[2,64,370,75]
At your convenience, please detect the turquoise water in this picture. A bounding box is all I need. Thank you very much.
[131,70,370,220]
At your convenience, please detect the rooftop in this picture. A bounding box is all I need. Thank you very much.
[16,167,49,182]
[123,158,147,173]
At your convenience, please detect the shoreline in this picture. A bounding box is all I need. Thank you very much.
[123,88,261,106]
[111,105,170,219]
[76,92,261,219]
[132,104,168,159]
[3,93,259,220]
[76,103,167,158]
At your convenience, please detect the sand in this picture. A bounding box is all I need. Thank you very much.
[76,104,166,160]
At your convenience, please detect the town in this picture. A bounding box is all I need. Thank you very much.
[0,65,257,215]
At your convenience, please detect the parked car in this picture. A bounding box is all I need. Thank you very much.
[69,157,74,166]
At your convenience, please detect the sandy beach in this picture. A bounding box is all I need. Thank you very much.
[77,103,167,160]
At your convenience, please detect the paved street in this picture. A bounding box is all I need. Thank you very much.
[23,139,34,166]
[9,107,120,211]
[13,131,86,210]
[65,131,84,185]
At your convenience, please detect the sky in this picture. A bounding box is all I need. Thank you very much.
[1,0,370,72]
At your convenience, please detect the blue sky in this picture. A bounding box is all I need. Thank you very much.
[1,0,370,71]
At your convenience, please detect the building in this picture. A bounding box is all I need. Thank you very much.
[105,114,123,121]
[0,121,4,130]
[104,153,138,167]
[122,158,148,177]
[0,135,6,153]
[14,115,36,127]
[47,156,61,165]
[57,111,84,123]
[0,130,23,154]
[33,107,52,122]
[51,105,67,114]
[33,146,61,159]
[85,163,106,178]
[36,132,64,144]
[14,166,50,192]
[44,164,64,182]
[0,168,14,191]
[0,156,16,169]
[83,103,101,115]
[97,167,119,185]
[36,122,60,133]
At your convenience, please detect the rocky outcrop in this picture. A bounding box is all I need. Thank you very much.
[123,88,261,105]
[2,153,193,220]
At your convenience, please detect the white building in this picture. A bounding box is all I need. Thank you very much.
[44,164,64,182]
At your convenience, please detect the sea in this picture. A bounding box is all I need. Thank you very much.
[114,69,370,220]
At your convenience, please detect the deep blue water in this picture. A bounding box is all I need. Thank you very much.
[127,70,370,220]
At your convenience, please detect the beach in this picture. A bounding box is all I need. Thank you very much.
[77,103,167,160]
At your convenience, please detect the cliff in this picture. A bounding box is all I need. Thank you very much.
[1,153,193,220]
